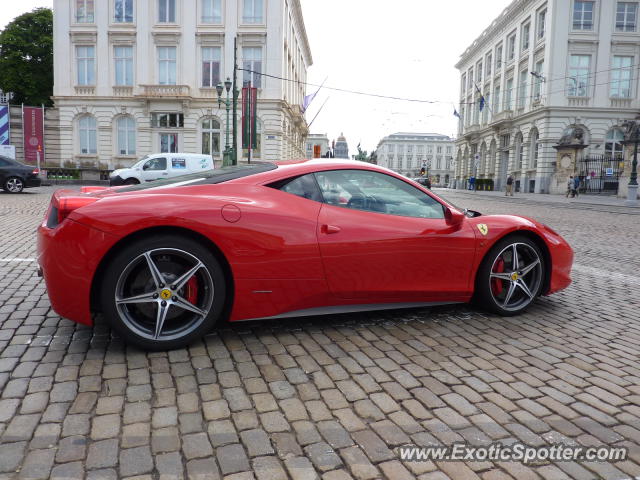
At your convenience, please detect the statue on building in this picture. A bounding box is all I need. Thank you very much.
[557,126,585,147]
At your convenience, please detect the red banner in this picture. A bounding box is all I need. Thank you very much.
[23,106,44,165]
[241,87,258,150]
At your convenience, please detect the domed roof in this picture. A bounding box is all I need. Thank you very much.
[337,132,346,142]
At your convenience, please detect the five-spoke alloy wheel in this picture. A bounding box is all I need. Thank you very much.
[4,177,24,193]
[102,235,226,350]
[475,235,545,315]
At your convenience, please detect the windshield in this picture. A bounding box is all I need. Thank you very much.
[115,162,278,192]
[131,155,150,169]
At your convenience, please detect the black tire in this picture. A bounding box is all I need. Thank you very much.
[474,235,545,316]
[101,234,227,350]
[4,177,24,193]
[124,178,139,185]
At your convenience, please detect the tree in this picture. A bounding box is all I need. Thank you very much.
[0,8,53,106]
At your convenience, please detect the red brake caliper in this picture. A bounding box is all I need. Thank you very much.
[185,276,199,305]
[491,258,505,296]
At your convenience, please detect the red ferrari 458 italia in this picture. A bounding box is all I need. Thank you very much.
[37,160,573,350]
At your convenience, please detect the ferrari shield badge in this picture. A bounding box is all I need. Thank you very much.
[477,224,489,236]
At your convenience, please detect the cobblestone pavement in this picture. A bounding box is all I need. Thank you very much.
[0,187,639,480]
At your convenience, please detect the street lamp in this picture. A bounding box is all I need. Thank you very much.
[216,77,234,167]
[622,119,639,206]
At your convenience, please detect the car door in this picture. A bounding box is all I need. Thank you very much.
[0,157,9,184]
[314,169,476,301]
[141,157,168,182]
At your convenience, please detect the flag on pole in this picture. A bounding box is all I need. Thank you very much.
[453,108,461,119]
[474,83,486,112]
[302,77,327,113]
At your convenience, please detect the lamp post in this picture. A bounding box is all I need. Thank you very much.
[216,77,233,167]
[622,119,639,207]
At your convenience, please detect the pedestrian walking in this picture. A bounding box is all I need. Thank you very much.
[574,176,581,197]
[566,176,574,198]
[469,176,476,191]
[505,175,514,196]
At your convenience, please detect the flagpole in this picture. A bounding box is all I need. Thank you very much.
[41,104,46,168]
[308,97,329,129]
[21,103,25,163]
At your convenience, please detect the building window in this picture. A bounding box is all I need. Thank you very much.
[477,62,483,82]
[605,129,625,157]
[521,23,530,51]
[616,2,638,32]
[78,115,97,154]
[505,78,513,110]
[568,54,590,96]
[242,47,262,87]
[114,46,133,86]
[114,0,134,23]
[531,130,539,169]
[117,116,136,155]
[201,117,221,155]
[202,47,221,87]
[518,70,528,108]
[494,85,500,113]
[158,0,176,22]
[486,54,492,76]
[533,60,544,100]
[201,0,222,23]
[482,93,490,123]
[573,1,594,30]
[496,44,503,70]
[461,74,466,95]
[160,133,179,153]
[468,69,474,89]
[515,134,524,169]
[611,56,633,98]
[243,0,263,23]
[507,33,516,61]
[152,113,184,127]
[76,46,95,86]
[158,46,177,85]
[76,0,94,22]
[537,8,547,39]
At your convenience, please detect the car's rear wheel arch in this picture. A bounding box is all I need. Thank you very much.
[474,229,552,298]
[91,226,235,322]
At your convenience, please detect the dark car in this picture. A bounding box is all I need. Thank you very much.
[0,156,42,193]
[413,177,432,189]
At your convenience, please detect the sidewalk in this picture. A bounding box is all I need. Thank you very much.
[434,187,635,208]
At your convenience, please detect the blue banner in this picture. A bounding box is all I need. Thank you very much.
[0,106,9,145]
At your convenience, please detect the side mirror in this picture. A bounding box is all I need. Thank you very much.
[444,206,465,227]
[142,164,149,171]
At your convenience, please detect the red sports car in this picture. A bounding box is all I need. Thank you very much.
[37,160,573,350]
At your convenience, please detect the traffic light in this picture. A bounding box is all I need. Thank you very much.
[420,167,426,176]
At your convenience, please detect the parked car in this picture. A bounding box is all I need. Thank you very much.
[412,177,432,189]
[38,159,573,350]
[109,153,214,186]
[0,156,42,193]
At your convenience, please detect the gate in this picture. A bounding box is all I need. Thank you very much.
[577,155,623,194]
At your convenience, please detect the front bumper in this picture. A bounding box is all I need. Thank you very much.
[38,218,116,326]
[109,175,126,186]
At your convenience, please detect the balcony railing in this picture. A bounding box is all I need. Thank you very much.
[113,86,134,97]
[567,96,589,107]
[74,86,96,96]
[489,110,513,127]
[610,97,632,108]
[138,85,191,97]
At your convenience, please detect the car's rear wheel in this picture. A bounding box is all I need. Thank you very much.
[124,178,139,185]
[475,235,545,316]
[101,235,226,350]
[4,177,24,193]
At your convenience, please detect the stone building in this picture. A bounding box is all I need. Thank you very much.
[376,132,454,185]
[334,133,349,159]
[305,133,330,158]
[455,0,640,195]
[52,0,312,169]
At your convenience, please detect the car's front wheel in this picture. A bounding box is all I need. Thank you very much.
[4,177,24,193]
[475,235,545,316]
[101,235,227,350]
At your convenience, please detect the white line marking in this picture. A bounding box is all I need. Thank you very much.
[0,258,36,262]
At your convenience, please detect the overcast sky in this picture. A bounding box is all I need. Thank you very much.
[1,0,511,153]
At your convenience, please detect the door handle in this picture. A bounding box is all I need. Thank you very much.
[162,172,169,175]
[322,224,341,234]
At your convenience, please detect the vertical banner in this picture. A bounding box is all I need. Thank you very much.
[22,106,44,165]
[241,87,258,150]
[0,105,10,145]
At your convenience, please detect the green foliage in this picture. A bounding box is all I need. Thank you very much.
[0,8,53,106]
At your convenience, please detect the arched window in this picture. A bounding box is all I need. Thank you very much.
[202,117,221,156]
[605,128,625,158]
[78,115,97,154]
[117,116,136,155]
[530,130,539,169]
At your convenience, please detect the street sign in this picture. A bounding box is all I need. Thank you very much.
[605,167,614,176]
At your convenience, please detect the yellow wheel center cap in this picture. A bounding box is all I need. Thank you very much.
[160,289,172,300]
[511,272,519,281]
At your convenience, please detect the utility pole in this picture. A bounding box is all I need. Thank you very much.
[232,37,239,165]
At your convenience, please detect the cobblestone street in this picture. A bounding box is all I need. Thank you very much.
[0,186,639,480]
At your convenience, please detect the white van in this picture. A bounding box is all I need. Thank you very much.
[109,153,214,186]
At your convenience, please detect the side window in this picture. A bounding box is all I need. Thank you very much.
[0,158,8,167]
[145,158,167,171]
[314,170,445,219]
[271,174,323,202]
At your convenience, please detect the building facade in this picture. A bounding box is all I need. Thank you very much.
[52,0,312,169]
[0,90,13,105]
[334,133,349,159]
[304,133,329,158]
[455,0,640,194]
[376,132,455,185]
